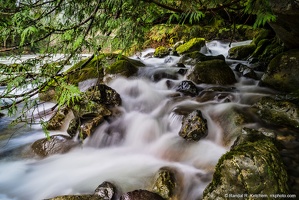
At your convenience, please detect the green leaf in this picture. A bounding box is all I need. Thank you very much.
[20,26,37,46]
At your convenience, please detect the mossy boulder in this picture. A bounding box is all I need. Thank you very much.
[154,46,170,58]
[203,128,289,199]
[179,110,208,141]
[186,60,236,85]
[176,38,206,55]
[253,96,299,129]
[67,84,121,139]
[179,51,225,66]
[104,56,145,78]
[260,49,299,93]
[251,28,272,46]
[67,54,144,85]
[227,44,256,60]
[46,106,69,130]
[152,167,182,200]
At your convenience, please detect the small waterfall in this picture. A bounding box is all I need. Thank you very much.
[0,40,273,200]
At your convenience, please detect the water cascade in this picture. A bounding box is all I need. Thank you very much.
[0,41,276,200]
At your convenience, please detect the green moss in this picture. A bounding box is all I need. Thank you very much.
[153,46,169,58]
[176,38,206,55]
[228,44,256,60]
[105,60,138,76]
[251,29,271,46]
[251,39,271,58]
[187,60,236,85]
[203,129,289,199]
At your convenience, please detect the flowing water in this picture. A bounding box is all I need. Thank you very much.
[0,41,276,200]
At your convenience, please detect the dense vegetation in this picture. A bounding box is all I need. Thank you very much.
[0,0,275,125]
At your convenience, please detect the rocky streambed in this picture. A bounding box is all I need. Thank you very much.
[0,39,298,200]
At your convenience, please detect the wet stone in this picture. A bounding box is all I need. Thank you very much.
[176,80,201,97]
[120,190,164,200]
[31,135,78,158]
[93,181,119,200]
[179,109,208,141]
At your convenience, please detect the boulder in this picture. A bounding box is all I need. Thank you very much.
[176,38,206,55]
[104,58,144,78]
[227,44,256,60]
[179,51,225,66]
[152,167,182,200]
[212,105,255,146]
[66,54,144,85]
[67,84,121,139]
[179,110,208,141]
[268,0,299,49]
[31,135,78,158]
[203,128,289,199]
[175,80,202,97]
[120,190,164,200]
[186,60,236,85]
[253,96,299,129]
[260,49,299,93]
[46,106,69,130]
[154,46,170,58]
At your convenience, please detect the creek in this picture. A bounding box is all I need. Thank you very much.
[0,41,276,200]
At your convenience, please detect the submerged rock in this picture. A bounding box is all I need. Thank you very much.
[203,128,289,199]
[120,190,164,200]
[31,135,78,158]
[186,60,236,85]
[176,38,205,55]
[253,96,299,129]
[179,110,208,141]
[260,49,299,93]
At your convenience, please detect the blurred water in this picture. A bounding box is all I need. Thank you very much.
[0,41,274,200]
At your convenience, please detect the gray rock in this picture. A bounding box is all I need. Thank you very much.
[179,110,208,141]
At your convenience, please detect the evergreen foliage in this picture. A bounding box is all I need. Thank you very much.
[0,0,275,125]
